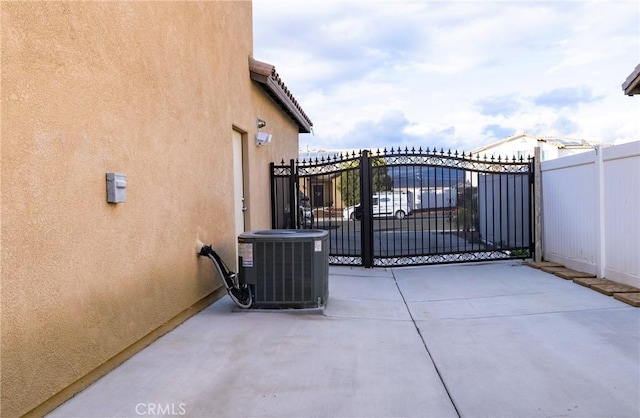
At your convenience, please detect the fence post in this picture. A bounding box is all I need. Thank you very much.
[533,147,542,262]
[360,150,374,268]
[595,146,606,278]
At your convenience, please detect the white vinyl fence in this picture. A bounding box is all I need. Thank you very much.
[540,141,640,287]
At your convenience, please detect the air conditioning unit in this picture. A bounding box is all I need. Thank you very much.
[238,229,329,309]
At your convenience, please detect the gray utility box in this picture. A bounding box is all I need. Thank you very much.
[238,229,329,309]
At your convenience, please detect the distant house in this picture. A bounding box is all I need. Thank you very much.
[622,63,640,96]
[299,150,342,161]
[471,133,608,162]
[295,149,352,214]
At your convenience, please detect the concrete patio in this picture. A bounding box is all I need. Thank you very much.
[49,261,640,418]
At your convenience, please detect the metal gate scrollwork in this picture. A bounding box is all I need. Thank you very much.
[271,147,534,268]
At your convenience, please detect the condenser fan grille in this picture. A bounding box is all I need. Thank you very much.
[255,241,313,303]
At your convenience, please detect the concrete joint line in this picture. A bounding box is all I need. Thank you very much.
[390,269,462,418]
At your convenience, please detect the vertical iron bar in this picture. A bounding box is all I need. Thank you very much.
[346,159,351,256]
[438,165,441,253]
[484,171,489,252]
[500,174,511,248]
[389,164,394,258]
[520,171,524,250]
[360,150,374,268]
[427,166,433,254]
[434,165,438,253]
[464,170,469,252]
[459,167,465,253]
[455,166,461,253]
[529,155,536,259]
[288,159,297,229]
[523,169,527,253]
[492,174,498,249]
[397,162,401,257]
[468,170,473,252]
[447,166,452,252]
[498,171,503,249]
[350,157,356,257]
[419,163,425,257]
[468,171,473,252]
[474,171,479,252]
[511,173,516,250]
[270,162,276,229]
[412,159,417,256]
[341,160,346,256]
[510,168,515,251]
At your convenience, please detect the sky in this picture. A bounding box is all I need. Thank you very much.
[252,0,640,154]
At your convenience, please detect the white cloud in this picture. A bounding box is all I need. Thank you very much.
[253,0,640,153]
[548,1,639,75]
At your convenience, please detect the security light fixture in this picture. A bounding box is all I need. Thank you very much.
[255,118,272,146]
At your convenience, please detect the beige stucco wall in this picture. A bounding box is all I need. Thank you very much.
[1,1,301,416]
[245,86,301,228]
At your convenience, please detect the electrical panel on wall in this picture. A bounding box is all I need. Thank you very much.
[106,172,127,203]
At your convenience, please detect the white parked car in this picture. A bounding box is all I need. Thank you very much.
[343,191,413,220]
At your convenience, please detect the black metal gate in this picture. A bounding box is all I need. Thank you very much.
[271,147,534,267]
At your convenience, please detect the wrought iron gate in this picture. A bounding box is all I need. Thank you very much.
[271,147,534,267]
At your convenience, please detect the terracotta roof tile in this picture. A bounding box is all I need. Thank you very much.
[249,57,313,133]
